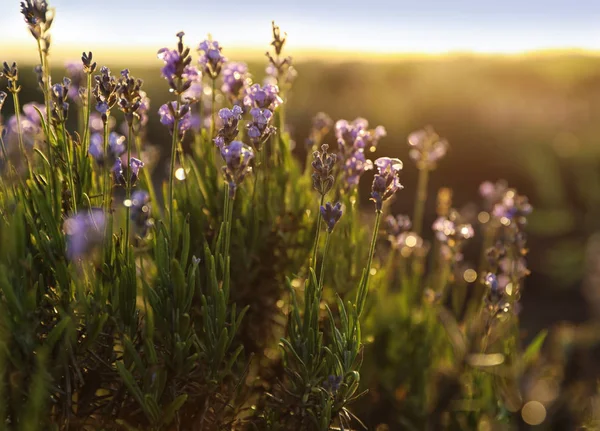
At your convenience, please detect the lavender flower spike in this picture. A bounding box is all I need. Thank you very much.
[221,62,250,104]
[63,208,106,261]
[220,141,254,198]
[198,39,226,79]
[243,83,282,111]
[370,157,403,212]
[214,105,243,148]
[158,101,191,136]
[247,108,276,150]
[320,202,343,233]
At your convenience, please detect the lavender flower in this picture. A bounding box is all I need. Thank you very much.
[311,144,337,196]
[243,83,282,111]
[247,108,276,150]
[20,0,53,49]
[320,202,343,233]
[342,150,373,187]
[198,39,226,79]
[50,77,71,122]
[370,157,403,211]
[158,101,191,136]
[65,60,85,102]
[492,189,532,225]
[93,66,118,122]
[335,118,386,158]
[220,141,254,198]
[265,22,297,88]
[324,375,343,394]
[81,51,96,74]
[214,106,243,148]
[129,190,152,238]
[484,272,503,304]
[386,214,412,237]
[157,32,199,94]
[137,90,150,128]
[113,157,144,186]
[306,112,333,149]
[89,112,114,134]
[115,69,144,125]
[88,132,126,166]
[221,62,250,104]
[63,208,106,261]
[432,215,474,244]
[407,126,448,169]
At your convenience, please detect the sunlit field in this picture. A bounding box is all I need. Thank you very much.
[2,1,600,430]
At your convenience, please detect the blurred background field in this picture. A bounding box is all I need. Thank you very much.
[8,52,600,338]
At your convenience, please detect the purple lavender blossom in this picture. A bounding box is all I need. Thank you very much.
[112,157,144,186]
[65,60,86,103]
[63,208,106,261]
[89,112,114,134]
[157,32,199,94]
[370,157,403,211]
[342,150,373,187]
[320,202,343,233]
[386,214,412,237]
[221,62,250,103]
[336,118,386,158]
[312,144,337,196]
[130,158,144,185]
[492,190,533,223]
[198,39,226,79]
[480,180,508,210]
[407,127,448,169]
[247,108,276,150]
[130,190,152,238]
[214,105,243,148]
[158,102,191,136]
[432,214,474,243]
[113,158,125,185]
[243,83,282,111]
[220,140,254,198]
[88,132,126,166]
[4,102,45,149]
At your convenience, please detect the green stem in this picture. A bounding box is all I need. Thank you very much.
[168,95,182,246]
[210,78,216,139]
[225,193,234,262]
[358,210,382,317]
[412,166,430,237]
[62,122,77,213]
[318,231,331,289]
[125,121,133,259]
[311,195,325,271]
[11,91,31,175]
[102,120,110,214]
[82,73,92,152]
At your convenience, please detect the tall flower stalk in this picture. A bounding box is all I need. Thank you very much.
[2,63,31,175]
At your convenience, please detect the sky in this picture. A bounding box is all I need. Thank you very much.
[1,0,600,60]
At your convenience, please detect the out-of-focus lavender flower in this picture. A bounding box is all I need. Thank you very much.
[370,157,403,211]
[306,112,333,150]
[243,83,282,111]
[129,157,144,185]
[324,375,342,394]
[312,144,336,196]
[499,257,530,281]
[247,108,276,150]
[93,66,118,122]
[336,118,386,158]
[20,0,53,48]
[407,126,448,169]
[158,101,191,136]
[129,190,152,239]
[214,105,243,148]
[89,112,114,134]
[222,62,250,104]
[88,132,126,166]
[484,272,504,306]
[220,141,254,198]
[479,180,508,209]
[320,202,343,233]
[389,231,425,255]
[198,39,226,79]
[3,102,45,150]
[137,90,150,127]
[432,212,475,244]
[157,32,199,95]
[342,150,373,187]
[386,214,412,237]
[265,22,297,88]
[492,189,533,225]
[50,77,71,122]
[65,60,86,102]
[182,81,203,101]
[63,208,106,261]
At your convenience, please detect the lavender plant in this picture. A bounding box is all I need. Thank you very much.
[0,2,588,431]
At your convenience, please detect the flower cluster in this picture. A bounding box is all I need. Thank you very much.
[63,208,106,261]
[214,106,242,149]
[265,21,297,87]
[129,190,152,239]
[158,101,191,136]
[88,132,126,166]
[247,108,276,150]
[2,62,20,94]
[335,118,386,158]
[116,69,144,125]
[50,77,71,122]
[221,62,250,104]
[93,66,118,122]
[244,83,282,111]
[4,102,45,149]
[20,0,53,52]
[157,32,199,95]
[492,188,533,226]
[321,202,343,232]
[407,126,448,169]
[370,157,403,211]
[306,112,333,150]
[311,144,337,196]
[432,209,475,261]
[65,60,85,103]
[113,157,144,187]
[220,141,254,198]
[198,39,226,79]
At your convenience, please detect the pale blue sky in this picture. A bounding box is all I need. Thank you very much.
[1,0,600,54]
